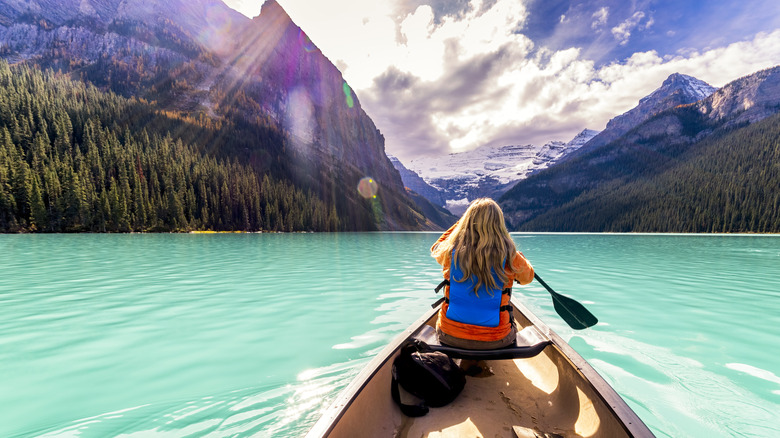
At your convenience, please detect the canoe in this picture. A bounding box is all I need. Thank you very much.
[306,297,655,438]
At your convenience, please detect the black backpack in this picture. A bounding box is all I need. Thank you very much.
[390,338,466,417]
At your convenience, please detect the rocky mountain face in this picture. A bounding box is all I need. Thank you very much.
[396,129,597,215]
[499,66,780,230]
[696,65,780,125]
[0,0,240,109]
[0,0,435,230]
[387,154,460,227]
[229,0,434,230]
[568,73,716,160]
[388,155,446,206]
[0,0,244,52]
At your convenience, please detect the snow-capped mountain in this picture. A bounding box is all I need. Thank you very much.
[570,73,717,158]
[499,65,780,232]
[392,129,598,214]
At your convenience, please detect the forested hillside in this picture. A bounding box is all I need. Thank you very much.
[513,112,780,232]
[0,0,436,233]
[500,66,780,233]
[0,62,339,232]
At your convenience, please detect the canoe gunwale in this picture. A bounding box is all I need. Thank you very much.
[306,298,655,438]
[510,297,655,437]
[305,304,440,438]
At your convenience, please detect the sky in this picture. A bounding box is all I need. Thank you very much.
[222,0,780,162]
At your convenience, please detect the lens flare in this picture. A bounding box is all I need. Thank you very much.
[285,87,314,144]
[198,5,231,48]
[343,82,354,108]
[357,177,378,199]
[298,29,317,53]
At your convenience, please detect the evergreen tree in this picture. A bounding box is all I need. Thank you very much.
[0,61,344,233]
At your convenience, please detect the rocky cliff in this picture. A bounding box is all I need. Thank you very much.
[0,0,244,52]
[696,65,780,125]
[0,0,433,230]
[220,0,425,229]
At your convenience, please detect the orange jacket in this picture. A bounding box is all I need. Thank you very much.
[431,223,534,342]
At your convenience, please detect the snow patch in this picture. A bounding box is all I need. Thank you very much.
[406,129,599,186]
[392,129,599,215]
[446,198,471,215]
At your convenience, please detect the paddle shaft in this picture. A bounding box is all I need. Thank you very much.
[533,273,555,294]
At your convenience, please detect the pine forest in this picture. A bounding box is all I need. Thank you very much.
[0,62,340,233]
[513,111,780,233]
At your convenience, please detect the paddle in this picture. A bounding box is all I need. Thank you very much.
[532,273,598,330]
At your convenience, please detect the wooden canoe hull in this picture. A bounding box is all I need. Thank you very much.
[307,298,654,438]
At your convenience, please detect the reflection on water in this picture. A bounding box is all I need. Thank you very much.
[1,233,779,437]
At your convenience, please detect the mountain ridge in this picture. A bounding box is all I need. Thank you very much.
[0,0,438,231]
[395,129,598,214]
[695,65,780,125]
[566,73,717,161]
[499,65,780,232]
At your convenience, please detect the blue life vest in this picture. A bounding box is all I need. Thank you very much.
[445,252,505,328]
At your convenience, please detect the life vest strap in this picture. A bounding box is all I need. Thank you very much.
[500,304,514,325]
[438,280,510,296]
[431,296,446,309]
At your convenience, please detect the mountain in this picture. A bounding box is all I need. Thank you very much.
[0,0,244,52]
[386,155,457,228]
[0,62,339,232]
[567,73,716,160]
[224,0,434,230]
[403,189,458,230]
[388,155,445,206]
[0,0,437,231]
[499,66,780,232]
[400,129,597,215]
[696,65,780,125]
[514,112,780,233]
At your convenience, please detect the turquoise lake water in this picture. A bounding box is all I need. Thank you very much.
[1,233,779,437]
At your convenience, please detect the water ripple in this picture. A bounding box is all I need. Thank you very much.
[2,233,779,437]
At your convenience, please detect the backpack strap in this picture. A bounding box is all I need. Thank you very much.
[391,367,429,417]
[391,341,431,417]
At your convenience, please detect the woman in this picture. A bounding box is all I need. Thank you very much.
[431,198,534,349]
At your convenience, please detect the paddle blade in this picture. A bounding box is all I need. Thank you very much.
[550,291,598,330]
[533,273,598,330]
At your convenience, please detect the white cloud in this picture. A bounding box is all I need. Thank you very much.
[238,1,780,162]
[365,25,780,161]
[611,11,646,46]
[592,7,609,30]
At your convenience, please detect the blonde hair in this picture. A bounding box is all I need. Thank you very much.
[432,198,518,295]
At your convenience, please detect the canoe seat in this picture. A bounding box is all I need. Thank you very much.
[412,324,551,360]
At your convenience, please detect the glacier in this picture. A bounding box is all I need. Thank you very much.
[390,129,599,214]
